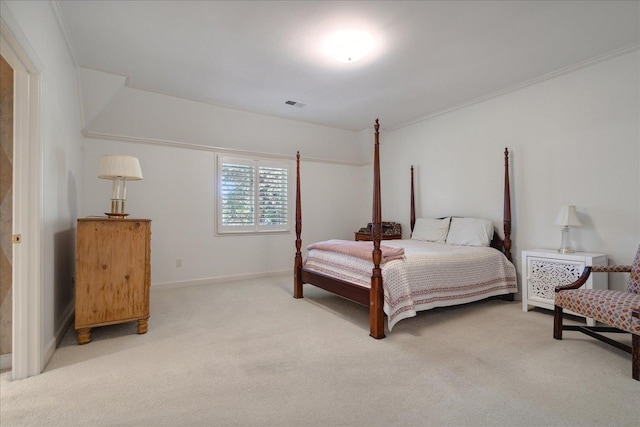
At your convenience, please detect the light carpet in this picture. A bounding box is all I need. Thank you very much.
[1,275,638,426]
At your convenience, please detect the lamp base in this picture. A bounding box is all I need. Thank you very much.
[106,199,129,219]
[557,225,576,254]
[105,213,129,219]
[557,247,575,254]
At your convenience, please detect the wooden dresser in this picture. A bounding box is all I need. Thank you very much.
[75,218,151,344]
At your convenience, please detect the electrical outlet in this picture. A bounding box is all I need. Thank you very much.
[176,259,182,268]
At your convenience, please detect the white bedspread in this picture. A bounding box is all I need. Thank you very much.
[303,239,517,330]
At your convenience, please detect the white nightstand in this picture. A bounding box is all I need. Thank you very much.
[521,249,608,326]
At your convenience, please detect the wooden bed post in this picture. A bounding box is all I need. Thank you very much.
[294,151,303,299]
[370,119,385,339]
[410,165,415,236]
[503,148,512,262]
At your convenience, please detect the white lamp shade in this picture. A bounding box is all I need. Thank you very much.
[554,205,582,227]
[98,155,143,180]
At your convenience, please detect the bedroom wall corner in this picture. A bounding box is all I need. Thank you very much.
[2,0,85,374]
[380,49,639,293]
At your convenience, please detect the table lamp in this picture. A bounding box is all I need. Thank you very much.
[554,204,582,253]
[98,155,143,218]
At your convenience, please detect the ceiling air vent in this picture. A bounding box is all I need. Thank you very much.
[285,100,306,108]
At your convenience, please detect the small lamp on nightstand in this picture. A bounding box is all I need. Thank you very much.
[99,155,143,218]
[554,204,582,254]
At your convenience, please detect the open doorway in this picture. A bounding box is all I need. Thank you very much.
[1,17,43,379]
[0,54,13,371]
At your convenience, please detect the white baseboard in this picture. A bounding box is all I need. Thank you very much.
[56,301,75,341]
[43,336,56,369]
[43,301,75,368]
[151,269,290,290]
[0,301,74,373]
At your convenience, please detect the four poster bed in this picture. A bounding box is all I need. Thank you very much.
[293,119,516,339]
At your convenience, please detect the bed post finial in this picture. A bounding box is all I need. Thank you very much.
[503,147,512,262]
[294,151,303,298]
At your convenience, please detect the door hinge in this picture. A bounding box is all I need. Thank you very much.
[12,234,22,244]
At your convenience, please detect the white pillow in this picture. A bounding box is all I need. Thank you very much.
[411,217,451,243]
[446,217,493,247]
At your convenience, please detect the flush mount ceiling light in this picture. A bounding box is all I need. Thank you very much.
[324,29,374,63]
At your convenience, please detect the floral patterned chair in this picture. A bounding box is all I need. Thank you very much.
[553,245,640,381]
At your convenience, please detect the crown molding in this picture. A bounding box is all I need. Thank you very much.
[82,129,367,167]
[79,65,131,86]
[391,42,640,131]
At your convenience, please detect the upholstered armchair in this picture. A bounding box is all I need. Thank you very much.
[553,245,640,381]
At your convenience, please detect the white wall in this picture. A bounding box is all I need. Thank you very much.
[380,51,639,292]
[3,0,84,361]
[81,83,369,286]
[88,84,364,164]
[79,50,638,294]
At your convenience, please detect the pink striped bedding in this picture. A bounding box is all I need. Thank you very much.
[307,239,405,263]
[303,239,517,330]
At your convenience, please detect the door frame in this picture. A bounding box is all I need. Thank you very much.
[1,10,44,379]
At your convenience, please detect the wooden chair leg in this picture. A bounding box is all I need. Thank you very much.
[553,305,563,340]
[633,334,639,381]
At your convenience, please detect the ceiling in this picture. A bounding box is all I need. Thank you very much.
[57,1,640,132]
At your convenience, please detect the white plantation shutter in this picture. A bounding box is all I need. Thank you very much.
[218,155,291,234]
[258,165,288,227]
[221,161,255,227]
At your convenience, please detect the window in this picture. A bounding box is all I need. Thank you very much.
[217,154,291,234]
